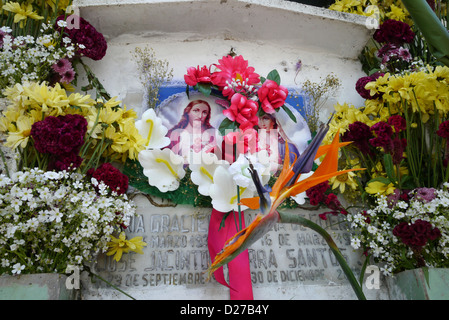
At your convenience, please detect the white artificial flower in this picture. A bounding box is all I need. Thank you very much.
[209,166,253,212]
[228,153,271,192]
[189,152,229,196]
[139,148,186,192]
[135,108,170,149]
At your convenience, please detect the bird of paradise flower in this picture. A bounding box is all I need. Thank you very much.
[206,118,367,300]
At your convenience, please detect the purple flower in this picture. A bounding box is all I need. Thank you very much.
[341,121,374,155]
[355,72,384,100]
[56,15,107,61]
[373,19,415,45]
[414,187,437,203]
[52,58,72,74]
[31,114,87,156]
[60,68,76,84]
[437,120,449,139]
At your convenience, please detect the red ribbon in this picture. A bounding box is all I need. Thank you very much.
[208,209,254,300]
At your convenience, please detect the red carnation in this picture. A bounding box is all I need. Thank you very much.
[89,163,129,195]
[373,19,415,45]
[184,65,212,87]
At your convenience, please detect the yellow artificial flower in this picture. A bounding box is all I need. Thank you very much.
[4,115,33,149]
[385,4,407,22]
[106,232,147,262]
[23,82,70,116]
[2,2,44,28]
[365,181,396,196]
[329,170,359,193]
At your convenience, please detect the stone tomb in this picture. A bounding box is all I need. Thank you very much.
[81,195,389,299]
[75,0,392,299]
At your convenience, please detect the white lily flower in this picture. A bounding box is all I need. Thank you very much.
[209,166,253,212]
[189,152,229,196]
[135,109,170,149]
[138,148,185,192]
[228,152,271,192]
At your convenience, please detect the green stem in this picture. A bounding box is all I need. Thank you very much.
[278,211,366,300]
[86,268,136,300]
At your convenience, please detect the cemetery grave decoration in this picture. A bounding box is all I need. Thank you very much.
[325,0,449,298]
[127,54,367,299]
[0,0,146,292]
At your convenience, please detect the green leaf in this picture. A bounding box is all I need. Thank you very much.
[280,104,297,123]
[367,176,392,185]
[266,70,281,85]
[383,153,396,183]
[218,117,238,136]
[196,83,212,96]
[260,76,266,84]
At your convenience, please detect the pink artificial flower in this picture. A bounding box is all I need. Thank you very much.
[211,55,260,98]
[184,65,212,86]
[60,68,76,84]
[258,79,288,114]
[223,93,259,130]
[52,58,72,74]
[221,128,259,162]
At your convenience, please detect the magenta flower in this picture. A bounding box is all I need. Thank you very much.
[211,55,260,98]
[355,72,384,100]
[373,19,415,45]
[414,187,437,203]
[60,68,76,84]
[258,79,288,114]
[31,114,87,156]
[393,219,441,249]
[437,120,449,139]
[223,93,259,130]
[388,115,406,133]
[56,15,107,61]
[341,121,374,155]
[52,58,72,74]
[88,163,129,195]
[184,65,212,87]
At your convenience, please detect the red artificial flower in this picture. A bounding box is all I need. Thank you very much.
[437,120,449,139]
[388,115,406,133]
[393,219,441,249]
[221,128,259,163]
[89,163,129,195]
[31,114,87,156]
[211,55,260,98]
[184,65,212,87]
[306,181,330,206]
[373,19,415,45]
[56,15,107,61]
[223,93,259,130]
[258,79,288,114]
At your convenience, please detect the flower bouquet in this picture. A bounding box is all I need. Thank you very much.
[324,0,449,277]
[0,1,147,281]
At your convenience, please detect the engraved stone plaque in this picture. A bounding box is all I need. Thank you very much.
[81,194,380,300]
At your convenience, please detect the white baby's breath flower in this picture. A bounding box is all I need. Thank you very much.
[11,263,25,275]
